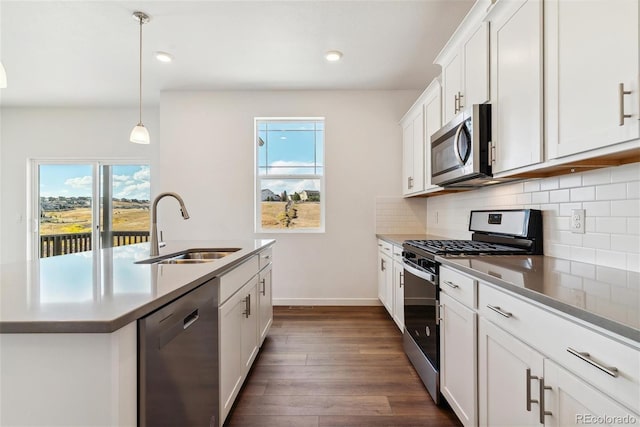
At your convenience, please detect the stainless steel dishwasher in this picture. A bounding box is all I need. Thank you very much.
[139,279,219,427]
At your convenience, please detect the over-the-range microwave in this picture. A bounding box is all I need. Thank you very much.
[431,104,505,188]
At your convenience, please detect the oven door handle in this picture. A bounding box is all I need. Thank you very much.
[403,260,436,284]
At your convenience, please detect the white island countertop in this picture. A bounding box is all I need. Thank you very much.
[0,239,274,334]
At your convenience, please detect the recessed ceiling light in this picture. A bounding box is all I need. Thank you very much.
[325,50,343,62]
[154,51,173,63]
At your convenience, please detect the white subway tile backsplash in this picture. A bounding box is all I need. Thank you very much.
[582,169,611,186]
[570,186,595,202]
[532,191,549,204]
[611,234,640,253]
[549,189,570,203]
[611,200,640,217]
[559,174,582,189]
[582,233,610,250]
[595,217,627,234]
[595,183,626,200]
[582,201,610,217]
[425,162,640,272]
[540,177,559,191]
[596,249,628,270]
[610,163,640,183]
[524,180,541,193]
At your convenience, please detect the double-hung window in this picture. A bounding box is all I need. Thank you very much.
[255,118,325,232]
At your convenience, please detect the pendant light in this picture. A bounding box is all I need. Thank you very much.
[130,11,150,144]
[0,61,7,88]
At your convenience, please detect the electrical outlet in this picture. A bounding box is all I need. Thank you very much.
[571,209,585,234]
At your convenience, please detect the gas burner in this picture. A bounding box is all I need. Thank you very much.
[406,239,529,256]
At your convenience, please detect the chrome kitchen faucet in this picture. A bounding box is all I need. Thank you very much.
[150,192,190,256]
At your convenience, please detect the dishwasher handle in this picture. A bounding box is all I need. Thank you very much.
[183,309,199,330]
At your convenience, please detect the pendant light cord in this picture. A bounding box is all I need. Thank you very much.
[138,15,143,125]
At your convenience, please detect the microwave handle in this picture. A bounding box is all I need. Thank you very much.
[453,124,465,166]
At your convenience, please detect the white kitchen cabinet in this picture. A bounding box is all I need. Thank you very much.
[544,359,638,427]
[392,247,404,332]
[440,292,477,427]
[488,0,543,174]
[435,0,491,125]
[401,79,442,196]
[401,104,425,195]
[478,316,544,427]
[258,263,273,346]
[377,242,393,313]
[545,0,639,160]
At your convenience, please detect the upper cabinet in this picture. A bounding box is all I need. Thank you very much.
[545,0,639,159]
[436,4,490,125]
[400,79,442,196]
[488,0,544,174]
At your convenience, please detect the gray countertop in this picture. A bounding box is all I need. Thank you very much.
[0,239,274,334]
[438,255,640,343]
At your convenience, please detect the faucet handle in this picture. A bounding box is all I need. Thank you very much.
[159,230,166,248]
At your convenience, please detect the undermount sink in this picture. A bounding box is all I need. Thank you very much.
[136,248,241,265]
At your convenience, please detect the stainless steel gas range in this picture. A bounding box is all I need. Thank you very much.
[401,209,543,405]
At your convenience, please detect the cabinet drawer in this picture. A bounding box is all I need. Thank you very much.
[377,239,393,256]
[440,266,477,309]
[392,244,403,263]
[259,247,273,270]
[220,256,259,304]
[478,283,640,411]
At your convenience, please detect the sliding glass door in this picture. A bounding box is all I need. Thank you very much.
[34,161,150,258]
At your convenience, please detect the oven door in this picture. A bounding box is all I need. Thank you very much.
[402,260,439,370]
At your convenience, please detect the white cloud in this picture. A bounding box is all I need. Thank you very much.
[115,181,151,200]
[64,175,92,189]
[266,160,319,175]
[261,178,320,195]
[133,166,150,181]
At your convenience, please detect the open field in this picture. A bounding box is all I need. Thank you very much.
[40,207,150,235]
[261,202,320,230]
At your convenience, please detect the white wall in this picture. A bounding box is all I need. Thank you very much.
[0,107,159,263]
[159,90,417,305]
[426,162,640,272]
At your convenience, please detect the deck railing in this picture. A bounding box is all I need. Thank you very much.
[40,231,150,258]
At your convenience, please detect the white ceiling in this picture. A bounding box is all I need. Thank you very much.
[0,0,474,107]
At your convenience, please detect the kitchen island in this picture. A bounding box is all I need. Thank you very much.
[0,239,274,427]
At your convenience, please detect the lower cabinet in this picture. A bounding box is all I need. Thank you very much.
[258,263,273,346]
[478,317,543,427]
[377,243,393,313]
[377,239,404,332]
[392,256,404,332]
[440,293,477,427]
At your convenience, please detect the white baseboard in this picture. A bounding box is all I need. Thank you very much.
[273,298,382,306]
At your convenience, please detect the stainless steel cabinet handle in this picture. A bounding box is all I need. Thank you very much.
[486,305,512,318]
[567,347,619,377]
[260,278,266,296]
[526,368,539,412]
[408,176,414,189]
[435,301,441,325]
[539,377,552,424]
[457,91,464,111]
[454,93,459,114]
[443,280,459,289]
[619,83,632,126]
[243,294,251,318]
[399,271,404,287]
[381,259,386,271]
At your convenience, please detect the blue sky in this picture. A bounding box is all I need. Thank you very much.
[39,164,150,200]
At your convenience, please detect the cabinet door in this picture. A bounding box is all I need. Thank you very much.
[440,293,477,427]
[377,252,392,314]
[546,0,639,159]
[490,0,543,173]
[258,264,273,346]
[463,21,490,107]
[412,108,425,193]
[241,277,259,373]
[424,83,442,191]
[478,317,543,427]
[443,52,463,124]
[402,120,414,195]
[219,290,244,423]
[544,359,638,427]
[392,259,404,332]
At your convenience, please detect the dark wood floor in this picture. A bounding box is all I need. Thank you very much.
[224,306,462,427]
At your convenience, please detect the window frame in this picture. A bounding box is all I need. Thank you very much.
[254,117,326,234]
[29,158,150,260]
